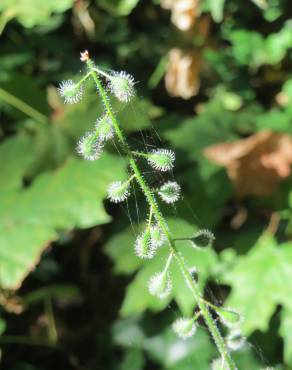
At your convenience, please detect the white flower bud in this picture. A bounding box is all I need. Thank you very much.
[172,317,197,339]
[135,229,155,259]
[108,71,135,102]
[95,115,114,141]
[191,229,215,248]
[150,225,166,248]
[216,307,243,328]
[148,271,172,299]
[107,180,130,203]
[211,357,230,370]
[226,329,246,352]
[147,149,175,172]
[76,132,103,161]
[58,80,83,104]
[158,181,181,203]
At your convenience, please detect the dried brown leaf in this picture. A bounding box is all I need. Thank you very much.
[204,131,292,197]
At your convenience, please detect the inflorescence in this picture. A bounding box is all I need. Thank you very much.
[57,51,241,370]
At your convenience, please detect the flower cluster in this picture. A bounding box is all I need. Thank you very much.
[58,53,238,369]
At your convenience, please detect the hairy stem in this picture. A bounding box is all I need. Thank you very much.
[87,60,236,370]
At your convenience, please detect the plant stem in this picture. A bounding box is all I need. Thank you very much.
[87,61,236,370]
[0,87,48,124]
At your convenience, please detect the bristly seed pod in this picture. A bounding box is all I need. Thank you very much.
[215,307,243,328]
[135,229,156,259]
[107,180,130,203]
[211,357,230,370]
[58,80,83,104]
[95,115,114,141]
[147,149,175,172]
[108,71,135,102]
[148,271,172,299]
[226,329,246,352]
[158,181,181,203]
[172,317,197,339]
[191,229,215,248]
[76,132,103,160]
[150,225,166,248]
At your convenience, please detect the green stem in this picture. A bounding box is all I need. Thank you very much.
[45,296,58,344]
[76,72,92,89]
[0,335,55,347]
[87,61,236,370]
[0,87,48,124]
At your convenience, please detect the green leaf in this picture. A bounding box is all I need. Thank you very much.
[97,0,140,16]
[0,318,7,335]
[222,235,292,335]
[0,149,126,290]
[280,307,292,365]
[0,0,74,30]
[208,0,226,23]
[118,349,145,370]
[0,133,34,193]
[23,284,80,306]
[144,327,215,370]
[159,99,237,163]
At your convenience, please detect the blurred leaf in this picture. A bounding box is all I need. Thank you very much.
[0,0,74,30]
[204,131,292,197]
[0,75,49,122]
[0,317,7,335]
[97,0,140,16]
[222,235,292,335]
[113,315,263,369]
[280,308,292,365]
[144,327,215,370]
[118,349,145,370]
[159,100,237,163]
[207,0,226,23]
[0,146,126,290]
[0,133,34,193]
[23,284,80,305]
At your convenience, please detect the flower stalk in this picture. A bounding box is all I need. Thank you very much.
[60,52,238,370]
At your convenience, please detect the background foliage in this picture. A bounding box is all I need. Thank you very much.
[0,0,292,369]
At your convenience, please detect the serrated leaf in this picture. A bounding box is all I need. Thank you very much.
[0,150,125,290]
[222,235,292,335]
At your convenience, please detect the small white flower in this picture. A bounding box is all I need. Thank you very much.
[172,317,197,339]
[158,181,181,204]
[95,115,114,141]
[211,357,230,370]
[76,132,103,160]
[58,80,83,104]
[147,149,175,172]
[107,180,130,203]
[226,329,246,352]
[150,225,166,248]
[135,229,156,259]
[148,271,172,299]
[108,71,135,102]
